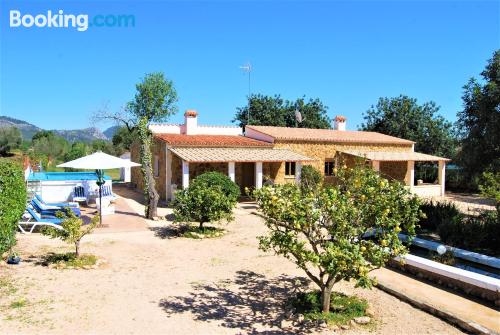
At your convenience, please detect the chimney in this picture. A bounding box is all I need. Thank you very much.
[333,115,346,131]
[183,110,198,135]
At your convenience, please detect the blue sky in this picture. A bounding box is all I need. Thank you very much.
[1,0,499,132]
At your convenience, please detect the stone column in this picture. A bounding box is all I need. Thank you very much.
[406,160,415,189]
[228,162,235,182]
[371,160,380,172]
[295,162,302,184]
[182,160,189,189]
[255,162,263,189]
[438,161,446,196]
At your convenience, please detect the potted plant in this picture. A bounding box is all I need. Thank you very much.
[7,249,21,265]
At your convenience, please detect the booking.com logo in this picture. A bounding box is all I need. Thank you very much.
[9,10,135,32]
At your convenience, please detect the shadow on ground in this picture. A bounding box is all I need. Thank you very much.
[149,226,180,239]
[159,270,313,334]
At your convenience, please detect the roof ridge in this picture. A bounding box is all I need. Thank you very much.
[246,125,414,144]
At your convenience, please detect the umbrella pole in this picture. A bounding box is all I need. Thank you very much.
[96,169,105,227]
[99,184,103,226]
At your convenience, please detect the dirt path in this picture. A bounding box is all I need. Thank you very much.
[0,204,464,334]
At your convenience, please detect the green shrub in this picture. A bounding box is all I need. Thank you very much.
[418,201,463,231]
[42,210,99,258]
[289,291,368,325]
[300,165,323,193]
[479,171,500,203]
[0,161,27,256]
[190,171,240,201]
[0,127,22,156]
[438,207,500,256]
[173,172,239,229]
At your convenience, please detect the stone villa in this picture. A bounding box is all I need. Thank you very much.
[130,110,450,201]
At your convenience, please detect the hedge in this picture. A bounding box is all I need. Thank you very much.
[0,160,27,255]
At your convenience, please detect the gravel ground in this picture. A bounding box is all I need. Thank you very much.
[0,198,464,335]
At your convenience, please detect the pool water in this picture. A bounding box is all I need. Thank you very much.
[28,172,111,181]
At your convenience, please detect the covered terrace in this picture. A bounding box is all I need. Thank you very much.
[339,150,451,197]
[168,147,313,196]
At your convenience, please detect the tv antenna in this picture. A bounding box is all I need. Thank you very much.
[239,62,252,97]
[239,62,252,125]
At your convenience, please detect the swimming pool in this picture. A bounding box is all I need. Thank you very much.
[27,172,113,203]
[28,172,111,181]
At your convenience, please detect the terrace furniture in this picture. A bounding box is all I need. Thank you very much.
[31,198,81,217]
[101,185,117,202]
[86,184,117,206]
[18,207,64,234]
[96,198,115,216]
[72,185,87,203]
[35,193,79,208]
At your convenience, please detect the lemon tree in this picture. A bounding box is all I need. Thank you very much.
[254,165,420,313]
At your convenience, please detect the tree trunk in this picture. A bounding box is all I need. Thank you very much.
[145,163,159,219]
[138,118,159,219]
[321,278,336,313]
[321,285,333,313]
[199,221,204,230]
[75,240,80,258]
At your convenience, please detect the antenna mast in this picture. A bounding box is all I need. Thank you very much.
[239,62,252,125]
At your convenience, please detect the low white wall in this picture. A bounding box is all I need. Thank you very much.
[396,254,500,293]
[196,125,242,135]
[149,124,182,134]
[39,180,112,203]
[149,123,242,136]
[399,233,500,269]
[412,184,442,197]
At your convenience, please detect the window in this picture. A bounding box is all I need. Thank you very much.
[153,155,160,177]
[324,161,335,176]
[285,162,296,177]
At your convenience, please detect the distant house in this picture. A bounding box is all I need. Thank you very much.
[130,110,449,201]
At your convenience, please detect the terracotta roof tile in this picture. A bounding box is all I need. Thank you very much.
[246,125,414,145]
[155,134,272,147]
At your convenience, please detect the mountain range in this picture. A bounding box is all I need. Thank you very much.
[0,116,119,143]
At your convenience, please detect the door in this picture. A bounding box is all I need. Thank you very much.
[239,162,255,194]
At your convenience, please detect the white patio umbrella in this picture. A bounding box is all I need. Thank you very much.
[57,151,141,226]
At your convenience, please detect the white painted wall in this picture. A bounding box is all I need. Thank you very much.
[255,162,263,189]
[182,161,189,189]
[120,152,131,182]
[197,125,242,135]
[149,124,182,134]
[411,185,442,197]
[228,162,236,182]
[438,161,446,196]
[149,115,242,136]
[39,180,112,203]
[245,128,274,143]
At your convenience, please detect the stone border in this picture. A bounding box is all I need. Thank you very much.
[375,280,498,335]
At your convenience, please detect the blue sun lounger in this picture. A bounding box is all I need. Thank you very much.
[31,198,81,217]
[35,193,79,208]
[18,207,64,234]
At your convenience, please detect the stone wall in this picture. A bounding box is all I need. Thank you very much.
[380,161,408,182]
[189,162,228,180]
[130,138,415,199]
[272,141,413,184]
[130,138,167,200]
[130,141,142,190]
